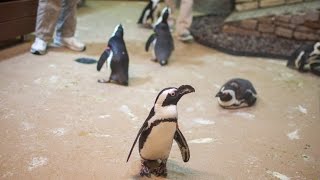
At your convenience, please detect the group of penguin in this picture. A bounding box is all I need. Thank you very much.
[92,1,320,178]
[96,5,173,86]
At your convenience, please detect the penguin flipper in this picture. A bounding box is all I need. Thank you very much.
[243,90,257,106]
[145,34,156,52]
[97,48,111,71]
[126,122,147,162]
[174,128,190,162]
[127,107,155,162]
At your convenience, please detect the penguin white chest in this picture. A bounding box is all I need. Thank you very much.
[140,122,176,160]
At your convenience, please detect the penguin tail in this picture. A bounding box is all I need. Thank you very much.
[97,49,111,71]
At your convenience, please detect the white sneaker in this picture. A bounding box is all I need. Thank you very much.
[54,36,86,52]
[178,32,194,43]
[30,37,48,55]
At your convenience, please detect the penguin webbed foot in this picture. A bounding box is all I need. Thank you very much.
[153,161,168,177]
[150,58,158,62]
[97,79,109,83]
[97,79,128,86]
[140,161,151,177]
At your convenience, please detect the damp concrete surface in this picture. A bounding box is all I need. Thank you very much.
[0,1,319,180]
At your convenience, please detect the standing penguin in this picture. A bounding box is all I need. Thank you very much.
[215,78,257,109]
[137,0,160,27]
[145,7,174,66]
[127,85,195,177]
[287,42,320,76]
[97,24,129,86]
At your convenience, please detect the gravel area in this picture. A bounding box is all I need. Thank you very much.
[191,15,316,60]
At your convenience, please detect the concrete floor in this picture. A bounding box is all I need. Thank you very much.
[0,1,319,180]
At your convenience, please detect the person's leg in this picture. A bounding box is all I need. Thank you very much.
[55,0,77,38]
[54,0,86,51]
[31,0,61,55]
[176,0,194,42]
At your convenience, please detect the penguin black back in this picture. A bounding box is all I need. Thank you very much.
[216,78,257,108]
[137,0,160,25]
[145,7,174,66]
[97,24,129,86]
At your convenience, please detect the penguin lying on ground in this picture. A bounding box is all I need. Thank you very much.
[127,85,194,177]
[137,0,160,28]
[287,42,320,76]
[145,7,174,66]
[97,24,129,86]
[215,78,257,109]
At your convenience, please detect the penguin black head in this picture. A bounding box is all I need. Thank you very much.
[161,7,170,23]
[154,7,171,27]
[154,85,195,107]
[215,82,238,102]
[112,24,124,38]
[310,42,320,57]
[215,91,233,102]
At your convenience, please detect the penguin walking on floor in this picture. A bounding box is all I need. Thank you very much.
[137,0,160,28]
[287,42,320,76]
[215,78,257,109]
[97,24,129,86]
[145,7,174,66]
[126,85,195,177]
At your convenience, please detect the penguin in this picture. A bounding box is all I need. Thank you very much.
[126,85,195,177]
[145,7,174,66]
[215,78,257,109]
[287,42,320,76]
[308,42,320,76]
[137,0,160,27]
[97,24,129,86]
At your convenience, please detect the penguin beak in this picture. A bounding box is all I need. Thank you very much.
[177,85,195,96]
[215,92,222,97]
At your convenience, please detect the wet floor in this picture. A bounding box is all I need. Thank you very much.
[0,1,319,180]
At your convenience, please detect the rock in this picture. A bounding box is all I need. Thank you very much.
[260,0,285,7]
[275,27,293,38]
[240,19,258,30]
[258,23,275,33]
[236,1,258,11]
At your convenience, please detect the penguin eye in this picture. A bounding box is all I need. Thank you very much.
[169,92,176,96]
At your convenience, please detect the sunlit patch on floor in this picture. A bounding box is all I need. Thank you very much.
[21,122,35,131]
[192,118,215,125]
[297,105,307,114]
[49,64,57,68]
[119,105,138,121]
[233,112,255,120]
[287,129,300,140]
[28,157,48,171]
[98,114,111,119]
[267,170,290,180]
[189,138,215,144]
[51,128,66,136]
